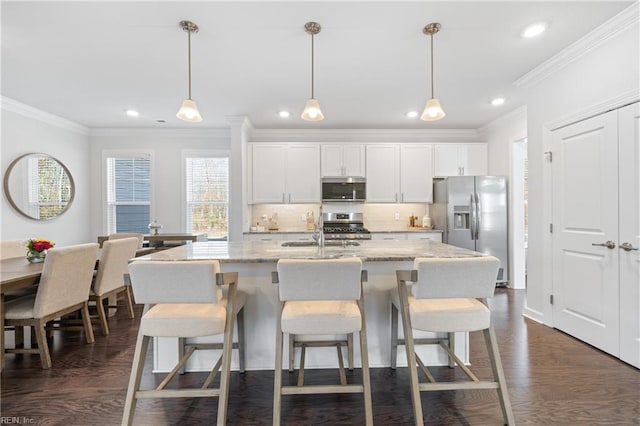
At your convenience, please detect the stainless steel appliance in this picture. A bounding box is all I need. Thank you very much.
[321,177,366,202]
[432,176,508,285]
[323,212,371,240]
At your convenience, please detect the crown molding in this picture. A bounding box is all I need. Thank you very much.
[89,127,230,139]
[249,128,480,143]
[546,89,639,131]
[1,96,89,135]
[515,4,639,89]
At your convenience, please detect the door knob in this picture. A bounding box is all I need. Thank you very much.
[592,241,616,249]
[619,242,639,252]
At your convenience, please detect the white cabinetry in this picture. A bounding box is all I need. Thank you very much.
[321,144,365,177]
[434,144,487,177]
[250,144,320,204]
[406,232,442,242]
[371,232,406,240]
[366,144,433,203]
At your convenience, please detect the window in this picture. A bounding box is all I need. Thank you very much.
[185,156,228,239]
[106,155,151,233]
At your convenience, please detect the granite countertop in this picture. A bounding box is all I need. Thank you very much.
[139,239,481,263]
[244,229,442,235]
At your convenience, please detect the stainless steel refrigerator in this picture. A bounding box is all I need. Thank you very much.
[432,176,508,285]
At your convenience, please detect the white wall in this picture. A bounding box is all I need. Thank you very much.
[88,128,230,238]
[522,7,639,323]
[1,98,92,246]
[480,106,528,289]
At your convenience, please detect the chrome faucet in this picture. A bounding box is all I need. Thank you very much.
[312,205,325,247]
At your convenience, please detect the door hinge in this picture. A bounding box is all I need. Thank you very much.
[550,294,554,305]
[549,223,553,233]
[544,151,553,162]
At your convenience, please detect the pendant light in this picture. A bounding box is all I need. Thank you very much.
[176,20,203,123]
[301,21,324,121]
[421,22,446,121]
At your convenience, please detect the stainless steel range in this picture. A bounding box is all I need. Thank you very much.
[322,212,371,240]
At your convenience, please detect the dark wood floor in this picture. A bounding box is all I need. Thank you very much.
[2,289,639,425]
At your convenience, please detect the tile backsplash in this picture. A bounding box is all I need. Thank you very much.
[250,203,431,232]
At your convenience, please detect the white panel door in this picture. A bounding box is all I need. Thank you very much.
[321,144,344,177]
[434,145,460,176]
[552,110,620,355]
[342,144,365,177]
[619,102,640,368]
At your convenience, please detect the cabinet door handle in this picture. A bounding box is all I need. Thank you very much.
[395,193,398,202]
[282,193,285,203]
[592,241,616,249]
[619,242,638,252]
[401,193,404,202]
[288,193,291,203]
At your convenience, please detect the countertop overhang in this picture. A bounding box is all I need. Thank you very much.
[138,239,481,263]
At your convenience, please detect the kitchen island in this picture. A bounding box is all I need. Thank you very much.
[136,239,485,372]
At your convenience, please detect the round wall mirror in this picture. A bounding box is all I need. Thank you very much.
[3,153,75,220]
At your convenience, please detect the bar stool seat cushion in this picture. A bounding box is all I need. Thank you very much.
[390,289,490,333]
[281,300,361,335]
[141,304,226,337]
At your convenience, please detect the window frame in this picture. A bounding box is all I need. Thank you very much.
[182,149,230,240]
[102,150,155,234]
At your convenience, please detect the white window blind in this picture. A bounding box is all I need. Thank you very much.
[185,157,228,239]
[106,156,151,233]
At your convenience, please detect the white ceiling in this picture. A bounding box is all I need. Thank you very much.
[1,1,634,130]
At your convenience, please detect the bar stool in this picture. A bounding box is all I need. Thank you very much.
[272,258,373,426]
[390,256,515,426]
[122,260,246,426]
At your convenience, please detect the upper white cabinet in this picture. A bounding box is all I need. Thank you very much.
[434,143,487,176]
[250,143,320,204]
[321,144,365,177]
[366,144,433,203]
[366,144,399,202]
[400,144,434,203]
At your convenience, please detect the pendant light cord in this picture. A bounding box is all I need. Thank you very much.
[311,33,315,99]
[430,33,434,99]
[187,29,192,100]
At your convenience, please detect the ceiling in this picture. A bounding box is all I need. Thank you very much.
[1,1,634,130]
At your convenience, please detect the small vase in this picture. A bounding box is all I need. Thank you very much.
[27,251,46,263]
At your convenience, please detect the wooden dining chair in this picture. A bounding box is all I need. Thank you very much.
[1,240,25,260]
[3,243,99,369]
[90,237,139,335]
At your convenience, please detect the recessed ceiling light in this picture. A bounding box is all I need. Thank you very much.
[491,98,506,106]
[125,109,139,117]
[405,111,419,119]
[521,22,549,38]
[278,110,291,118]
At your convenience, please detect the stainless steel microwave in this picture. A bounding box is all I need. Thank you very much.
[321,177,366,202]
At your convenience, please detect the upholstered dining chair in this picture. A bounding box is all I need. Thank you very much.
[90,237,139,335]
[272,258,373,426]
[4,243,99,369]
[108,233,144,249]
[122,260,246,426]
[390,256,515,425]
[1,240,25,259]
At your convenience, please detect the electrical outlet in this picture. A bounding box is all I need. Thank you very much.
[300,214,306,221]
[261,214,268,221]
[394,212,400,220]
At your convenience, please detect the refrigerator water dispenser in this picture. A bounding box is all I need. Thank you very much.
[453,206,469,229]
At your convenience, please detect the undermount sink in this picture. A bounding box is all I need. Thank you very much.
[281,241,360,247]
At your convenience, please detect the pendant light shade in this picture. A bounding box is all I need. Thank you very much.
[301,21,324,121]
[176,20,202,123]
[421,22,445,122]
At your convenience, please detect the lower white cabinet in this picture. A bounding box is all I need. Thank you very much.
[406,232,442,242]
